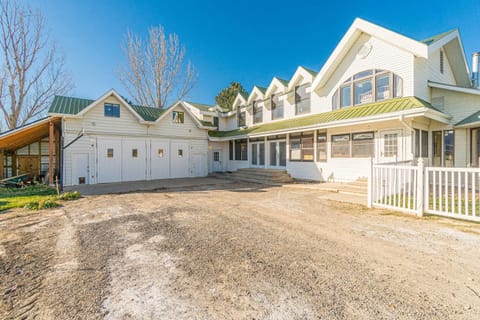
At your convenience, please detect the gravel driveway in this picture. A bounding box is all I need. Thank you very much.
[1,180,480,319]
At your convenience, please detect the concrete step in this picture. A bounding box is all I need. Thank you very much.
[228,168,294,185]
[229,174,294,184]
[231,171,292,180]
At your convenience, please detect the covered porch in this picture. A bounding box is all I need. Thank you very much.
[0,117,62,184]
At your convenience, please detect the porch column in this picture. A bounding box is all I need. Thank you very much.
[49,121,54,185]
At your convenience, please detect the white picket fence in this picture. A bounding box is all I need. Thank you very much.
[368,159,480,222]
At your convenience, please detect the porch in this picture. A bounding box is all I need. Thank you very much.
[0,117,62,185]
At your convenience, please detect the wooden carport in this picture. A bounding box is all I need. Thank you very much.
[0,117,61,183]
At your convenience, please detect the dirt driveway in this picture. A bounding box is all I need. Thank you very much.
[1,180,480,319]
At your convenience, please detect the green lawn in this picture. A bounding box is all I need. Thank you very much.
[0,185,57,211]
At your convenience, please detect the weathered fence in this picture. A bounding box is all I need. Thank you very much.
[368,159,480,222]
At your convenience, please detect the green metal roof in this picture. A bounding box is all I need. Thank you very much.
[421,29,456,46]
[255,86,267,94]
[48,95,165,121]
[186,101,215,112]
[209,97,440,138]
[275,77,289,86]
[239,91,249,100]
[301,66,318,77]
[455,110,480,127]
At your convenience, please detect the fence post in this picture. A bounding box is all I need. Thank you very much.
[416,158,424,217]
[367,157,373,208]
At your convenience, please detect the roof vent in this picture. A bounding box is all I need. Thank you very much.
[473,52,480,89]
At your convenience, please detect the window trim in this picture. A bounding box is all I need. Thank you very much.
[332,70,403,109]
[104,103,120,117]
[172,111,185,123]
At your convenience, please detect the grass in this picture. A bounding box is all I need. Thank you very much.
[0,185,81,212]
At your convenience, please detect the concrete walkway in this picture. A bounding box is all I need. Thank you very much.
[64,177,234,196]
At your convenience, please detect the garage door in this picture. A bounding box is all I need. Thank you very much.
[122,138,147,182]
[151,139,170,179]
[171,141,189,178]
[97,138,122,183]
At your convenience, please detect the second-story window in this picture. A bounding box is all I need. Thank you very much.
[253,101,263,124]
[332,69,403,109]
[104,103,120,117]
[271,94,284,120]
[237,106,246,127]
[295,83,310,115]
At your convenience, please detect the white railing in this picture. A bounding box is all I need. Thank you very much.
[425,167,480,222]
[369,159,480,222]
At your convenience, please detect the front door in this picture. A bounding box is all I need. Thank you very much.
[250,142,265,167]
[212,150,222,172]
[71,153,89,185]
[268,140,286,168]
[379,129,403,163]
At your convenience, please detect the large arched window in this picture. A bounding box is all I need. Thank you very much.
[332,70,403,110]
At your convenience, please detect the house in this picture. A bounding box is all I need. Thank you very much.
[1,18,480,186]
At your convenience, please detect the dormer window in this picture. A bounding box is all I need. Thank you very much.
[295,83,310,115]
[237,106,246,127]
[253,101,263,124]
[271,93,284,120]
[104,103,120,117]
[332,70,403,110]
[172,111,184,123]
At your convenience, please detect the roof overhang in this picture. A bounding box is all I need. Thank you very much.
[287,67,315,91]
[247,86,266,104]
[428,81,480,96]
[0,117,61,150]
[312,18,428,91]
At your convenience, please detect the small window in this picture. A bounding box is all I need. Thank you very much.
[178,149,183,157]
[158,148,164,158]
[237,107,246,127]
[132,149,138,158]
[331,134,350,158]
[213,151,220,161]
[107,148,114,158]
[352,132,374,158]
[172,111,185,123]
[104,104,120,117]
[253,101,263,124]
[213,117,219,127]
[229,141,234,160]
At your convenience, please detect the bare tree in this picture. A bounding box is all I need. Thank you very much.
[0,0,72,130]
[118,25,197,109]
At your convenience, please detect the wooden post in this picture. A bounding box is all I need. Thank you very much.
[49,121,54,185]
[367,156,373,208]
[0,150,3,180]
[416,158,424,217]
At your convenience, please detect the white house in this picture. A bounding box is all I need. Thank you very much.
[1,18,480,186]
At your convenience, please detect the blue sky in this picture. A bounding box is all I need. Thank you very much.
[27,0,480,106]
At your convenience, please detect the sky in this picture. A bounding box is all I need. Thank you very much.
[27,0,480,106]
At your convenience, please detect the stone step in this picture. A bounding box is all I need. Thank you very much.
[231,171,291,180]
[228,168,294,185]
[236,169,289,177]
[230,174,294,183]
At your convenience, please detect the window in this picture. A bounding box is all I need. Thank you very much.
[158,148,164,158]
[295,83,310,115]
[132,149,138,158]
[331,134,350,158]
[237,106,246,127]
[104,103,120,117]
[234,139,247,161]
[107,148,114,158]
[316,131,327,162]
[271,94,284,120]
[432,130,454,167]
[332,70,403,109]
[289,132,313,162]
[384,134,398,157]
[172,111,184,123]
[253,101,262,124]
[213,151,220,162]
[440,50,444,74]
[178,149,183,157]
[229,141,233,160]
[414,129,429,158]
[352,132,374,158]
[213,117,219,127]
[433,131,442,166]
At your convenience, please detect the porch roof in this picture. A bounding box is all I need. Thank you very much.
[209,96,445,139]
[0,117,61,150]
[455,110,480,128]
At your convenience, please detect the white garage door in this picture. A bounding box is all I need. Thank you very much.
[97,138,122,183]
[151,139,170,179]
[171,141,189,178]
[122,138,147,182]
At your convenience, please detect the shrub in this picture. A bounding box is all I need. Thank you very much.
[24,199,59,210]
[56,191,81,201]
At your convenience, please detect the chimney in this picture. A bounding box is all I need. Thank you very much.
[473,52,480,89]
